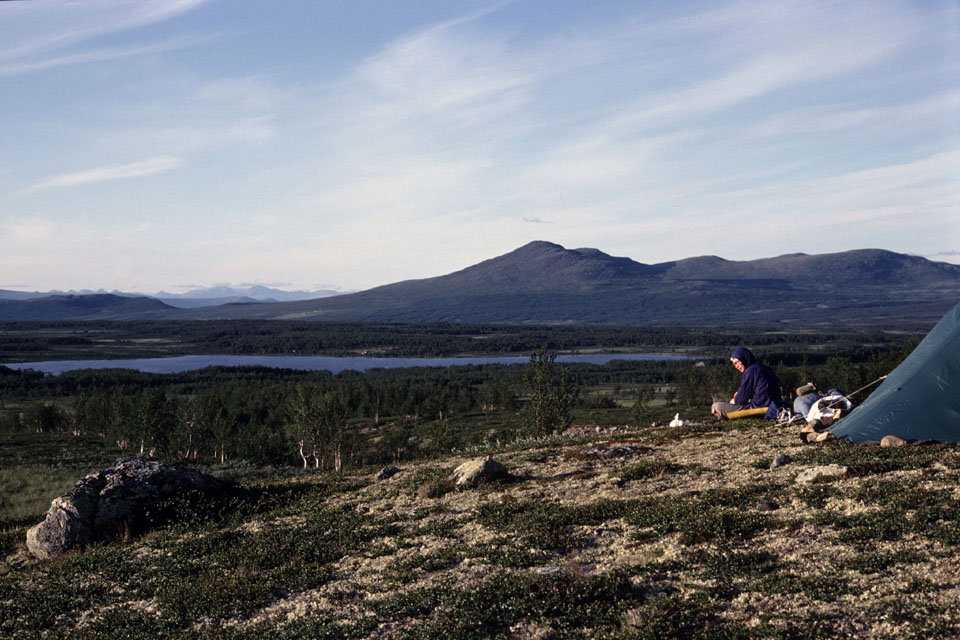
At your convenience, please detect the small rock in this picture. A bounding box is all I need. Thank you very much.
[815,431,836,443]
[375,466,401,481]
[795,464,850,484]
[800,422,818,434]
[880,435,908,448]
[448,456,508,488]
[756,497,779,512]
[769,454,790,469]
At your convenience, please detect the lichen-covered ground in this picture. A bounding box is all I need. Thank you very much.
[3,419,959,639]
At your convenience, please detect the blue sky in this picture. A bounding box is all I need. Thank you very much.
[1,0,958,294]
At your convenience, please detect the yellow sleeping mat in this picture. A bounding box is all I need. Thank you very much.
[725,407,769,420]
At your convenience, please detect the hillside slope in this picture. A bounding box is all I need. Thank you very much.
[4,420,959,637]
[0,294,180,321]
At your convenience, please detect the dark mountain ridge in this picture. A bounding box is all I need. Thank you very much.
[3,243,958,325]
[180,242,960,326]
[0,294,176,322]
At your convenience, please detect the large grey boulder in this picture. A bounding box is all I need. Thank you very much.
[27,458,225,560]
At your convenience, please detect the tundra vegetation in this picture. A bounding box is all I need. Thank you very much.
[2,323,953,638]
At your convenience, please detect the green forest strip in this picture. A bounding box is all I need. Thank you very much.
[0,320,925,362]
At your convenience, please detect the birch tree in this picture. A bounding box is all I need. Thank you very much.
[521,348,574,436]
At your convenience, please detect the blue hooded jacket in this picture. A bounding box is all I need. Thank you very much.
[731,347,783,415]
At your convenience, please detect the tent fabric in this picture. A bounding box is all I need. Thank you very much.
[829,301,960,444]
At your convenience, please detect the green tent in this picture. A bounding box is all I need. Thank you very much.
[829,301,960,444]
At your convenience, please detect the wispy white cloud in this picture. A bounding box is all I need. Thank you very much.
[712,149,960,216]
[747,89,960,139]
[193,76,284,112]
[0,35,207,76]
[332,22,536,147]
[109,118,277,156]
[249,0,956,287]
[611,2,913,132]
[0,0,210,74]
[94,74,284,155]
[24,156,183,193]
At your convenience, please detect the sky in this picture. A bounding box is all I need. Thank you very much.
[1,0,958,294]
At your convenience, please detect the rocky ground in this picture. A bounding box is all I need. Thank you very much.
[3,418,959,639]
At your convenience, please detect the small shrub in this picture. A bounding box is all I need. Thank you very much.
[475,499,637,553]
[463,540,549,569]
[616,460,687,482]
[417,480,451,499]
[840,550,926,575]
[754,572,853,603]
[796,484,839,509]
[621,594,720,640]
[386,467,450,499]
[375,570,644,638]
[625,495,774,545]
[384,548,461,586]
[793,444,957,475]
[692,549,780,580]
[834,510,911,543]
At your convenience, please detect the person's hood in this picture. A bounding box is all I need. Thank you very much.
[731,347,758,368]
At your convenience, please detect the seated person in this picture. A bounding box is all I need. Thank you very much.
[711,347,783,420]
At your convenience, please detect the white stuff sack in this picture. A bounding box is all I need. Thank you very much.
[806,394,852,422]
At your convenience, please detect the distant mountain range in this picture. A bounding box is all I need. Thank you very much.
[3,242,959,326]
[153,285,347,307]
[0,285,346,310]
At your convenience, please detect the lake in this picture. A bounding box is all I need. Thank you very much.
[2,353,700,376]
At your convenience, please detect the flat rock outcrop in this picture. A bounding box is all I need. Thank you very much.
[26,458,225,560]
[794,464,851,484]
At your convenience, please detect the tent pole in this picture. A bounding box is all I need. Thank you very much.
[827,375,887,409]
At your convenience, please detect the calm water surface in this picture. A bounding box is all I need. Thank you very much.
[3,353,699,375]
